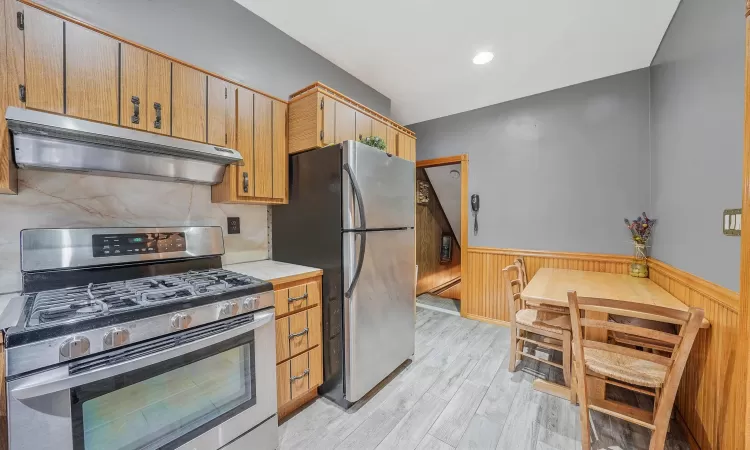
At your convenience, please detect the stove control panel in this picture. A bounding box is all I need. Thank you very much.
[92,232,187,257]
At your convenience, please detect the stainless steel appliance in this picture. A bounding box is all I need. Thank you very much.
[5,226,277,450]
[5,107,242,185]
[272,141,416,406]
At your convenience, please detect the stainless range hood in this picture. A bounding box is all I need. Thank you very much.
[6,107,243,185]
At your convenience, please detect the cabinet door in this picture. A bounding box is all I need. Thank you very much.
[386,126,398,155]
[321,94,336,146]
[120,44,148,130]
[146,53,171,135]
[236,88,254,198]
[172,63,207,142]
[254,95,273,198]
[397,132,408,160]
[66,23,119,124]
[371,120,387,142]
[409,137,417,162]
[226,84,237,150]
[334,101,356,143]
[207,76,228,146]
[23,6,64,114]
[355,111,372,141]
[272,100,287,200]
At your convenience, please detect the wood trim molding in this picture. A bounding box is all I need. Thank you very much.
[468,246,633,264]
[416,154,468,168]
[288,82,415,137]
[647,258,739,312]
[464,313,509,327]
[18,0,288,104]
[740,11,750,450]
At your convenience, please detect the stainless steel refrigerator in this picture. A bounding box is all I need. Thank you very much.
[272,140,416,407]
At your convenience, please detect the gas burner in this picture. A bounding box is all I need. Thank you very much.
[23,269,266,329]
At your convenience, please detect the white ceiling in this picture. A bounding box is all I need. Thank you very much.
[425,165,462,240]
[236,0,679,125]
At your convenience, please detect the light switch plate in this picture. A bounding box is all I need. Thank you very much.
[723,209,741,236]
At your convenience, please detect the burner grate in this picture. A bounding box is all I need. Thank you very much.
[24,269,265,329]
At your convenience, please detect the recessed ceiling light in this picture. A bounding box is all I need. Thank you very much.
[473,51,494,65]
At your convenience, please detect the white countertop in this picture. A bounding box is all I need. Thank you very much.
[224,259,322,284]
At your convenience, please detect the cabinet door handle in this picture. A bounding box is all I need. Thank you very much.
[288,293,308,303]
[289,328,309,339]
[243,172,249,193]
[131,96,140,124]
[290,369,309,382]
[153,102,162,129]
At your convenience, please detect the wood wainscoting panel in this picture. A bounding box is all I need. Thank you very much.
[648,258,740,450]
[464,247,630,324]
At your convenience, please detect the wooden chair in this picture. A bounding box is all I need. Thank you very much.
[566,291,704,450]
[514,257,568,314]
[504,264,573,394]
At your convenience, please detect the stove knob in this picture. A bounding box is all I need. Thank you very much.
[171,312,192,330]
[103,328,130,349]
[243,296,260,312]
[219,301,241,318]
[59,336,90,361]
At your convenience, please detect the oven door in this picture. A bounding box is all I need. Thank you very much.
[7,309,277,450]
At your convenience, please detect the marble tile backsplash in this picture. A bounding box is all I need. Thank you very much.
[0,170,270,293]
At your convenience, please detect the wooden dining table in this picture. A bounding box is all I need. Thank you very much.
[520,268,710,400]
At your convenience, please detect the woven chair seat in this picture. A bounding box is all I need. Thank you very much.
[583,347,667,388]
[516,309,571,334]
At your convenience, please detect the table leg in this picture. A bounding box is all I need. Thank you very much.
[584,310,608,400]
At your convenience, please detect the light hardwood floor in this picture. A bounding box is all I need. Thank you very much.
[278,307,690,450]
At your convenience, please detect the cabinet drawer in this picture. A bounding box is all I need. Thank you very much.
[276,306,321,363]
[274,281,320,317]
[276,346,322,406]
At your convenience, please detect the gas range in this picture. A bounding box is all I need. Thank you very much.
[5,226,279,450]
[5,226,275,377]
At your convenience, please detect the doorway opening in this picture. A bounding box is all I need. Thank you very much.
[414,155,468,317]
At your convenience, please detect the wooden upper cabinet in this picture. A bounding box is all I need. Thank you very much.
[372,120,387,143]
[66,23,119,124]
[355,111,372,141]
[236,88,255,198]
[207,76,229,147]
[23,6,64,114]
[335,101,356,143]
[120,44,148,130]
[386,126,398,155]
[397,134,416,162]
[321,95,335,146]
[147,53,171,135]
[172,63,207,142]
[254,95,273,199]
[273,100,288,200]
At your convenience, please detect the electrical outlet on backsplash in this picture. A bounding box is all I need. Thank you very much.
[0,170,270,293]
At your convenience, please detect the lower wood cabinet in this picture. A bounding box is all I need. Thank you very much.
[273,275,323,419]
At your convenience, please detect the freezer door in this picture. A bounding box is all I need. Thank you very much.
[343,228,416,403]
[342,141,415,230]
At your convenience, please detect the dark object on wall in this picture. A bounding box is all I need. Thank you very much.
[227,217,240,234]
[471,194,480,236]
[417,180,430,205]
[440,233,452,264]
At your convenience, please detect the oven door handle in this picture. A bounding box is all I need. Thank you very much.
[11,310,275,400]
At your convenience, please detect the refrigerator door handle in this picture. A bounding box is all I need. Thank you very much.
[343,163,367,299]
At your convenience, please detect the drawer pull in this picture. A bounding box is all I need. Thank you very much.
[290,369,309,382]
[289,328,309,339]
[288,293,308,303]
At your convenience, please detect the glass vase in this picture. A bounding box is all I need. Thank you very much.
[629,242,648,278]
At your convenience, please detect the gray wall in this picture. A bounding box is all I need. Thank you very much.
[409,69,651,255]
[35,0,391,115]
[650,0,744,291]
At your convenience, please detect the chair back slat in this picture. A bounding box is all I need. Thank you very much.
[579,318,682,345]
[513,257,528,287]
[502,265,524,323]
[581,339,673,367]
